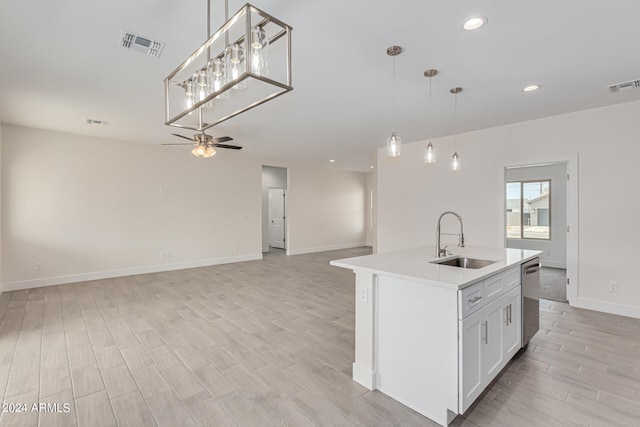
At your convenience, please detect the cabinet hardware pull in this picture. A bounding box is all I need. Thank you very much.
[485,321,489,344]
[468,296,482,304]
[524,265,540,275]
[508,304,512,324]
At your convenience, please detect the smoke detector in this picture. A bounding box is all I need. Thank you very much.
[608,79,640,93]
[119,30,165,58]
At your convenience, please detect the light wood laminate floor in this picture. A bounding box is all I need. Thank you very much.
[0,247,639,426]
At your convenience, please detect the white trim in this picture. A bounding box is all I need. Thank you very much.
[352,362,375,390]
[288,242,368,256]
[573,297,640,320]
[2,253,263,292]
[502,154,579,307]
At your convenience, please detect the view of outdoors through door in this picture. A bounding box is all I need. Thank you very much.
[506,180,551,240]
[505,162,569,304]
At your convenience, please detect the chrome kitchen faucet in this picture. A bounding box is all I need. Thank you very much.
[436,211,465,257]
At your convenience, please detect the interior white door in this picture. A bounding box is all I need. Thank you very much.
[268,188,285,249]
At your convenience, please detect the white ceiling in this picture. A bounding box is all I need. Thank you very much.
[1,0,640,172]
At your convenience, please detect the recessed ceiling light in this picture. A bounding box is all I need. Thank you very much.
[462,16,487,31]
[370,165,374,169]
[329,159,335,163]
[523,85,540,92]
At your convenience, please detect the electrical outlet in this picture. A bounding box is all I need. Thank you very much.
[35,263,42,271]
[608,281,618,292]
[358,286,368,303]
[160,251,171,259]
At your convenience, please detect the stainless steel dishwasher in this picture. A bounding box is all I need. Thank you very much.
[521,257,540,346]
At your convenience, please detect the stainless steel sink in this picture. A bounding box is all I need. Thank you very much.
[431,257,497,269]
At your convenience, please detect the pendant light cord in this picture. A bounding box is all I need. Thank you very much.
[428,76,432,140]
[392,55,397,132]
[454,91,458,151]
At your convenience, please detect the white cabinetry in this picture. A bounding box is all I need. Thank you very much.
[458,267,521,414]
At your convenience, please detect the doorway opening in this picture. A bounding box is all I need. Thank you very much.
[504,157,578,304]
[262,166,288,255]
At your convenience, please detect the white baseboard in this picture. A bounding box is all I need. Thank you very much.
[572,297,640,319]
[288,242,368,256]
[352,362,375,391]
[2,253,263,293]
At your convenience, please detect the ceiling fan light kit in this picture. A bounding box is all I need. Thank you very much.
[163,132,242,156]
[164,2,293,133]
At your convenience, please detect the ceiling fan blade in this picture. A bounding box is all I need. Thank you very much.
[213,143,242,150]
[161,143,193,146]
[171,133,194,142]
[213,136,234,143]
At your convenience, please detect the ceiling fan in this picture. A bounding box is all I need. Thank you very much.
[163,132,242,158]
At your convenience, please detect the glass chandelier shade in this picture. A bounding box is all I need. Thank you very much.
[226,43,246,89]
[387,132,401,157]
[191,143,217,158]
[424,142,436,163]
[250,25,269,76]
[451,151,460,171]
[165,3,292,132]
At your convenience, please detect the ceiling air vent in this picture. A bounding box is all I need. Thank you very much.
[119,30,165,58]
[608,79,640,93]
[86,118,110,126]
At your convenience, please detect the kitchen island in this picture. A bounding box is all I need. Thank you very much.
[331,246,541,426]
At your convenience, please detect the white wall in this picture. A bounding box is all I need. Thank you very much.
[1,125,263,290]
[1,125,368,290]
[377,99,640,318]
[506,163,567,268]
[366,171,376,248]
[0,123,2,297]
[261,166,287,252]
[286,166,367,255]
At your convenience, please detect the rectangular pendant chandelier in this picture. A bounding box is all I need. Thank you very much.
[164,3,293,131]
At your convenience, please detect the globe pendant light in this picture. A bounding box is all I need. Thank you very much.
[386,46,402,157]
[423,69,437,164]
[450,87,462,171]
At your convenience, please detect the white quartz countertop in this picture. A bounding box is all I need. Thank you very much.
[330,245,542,290]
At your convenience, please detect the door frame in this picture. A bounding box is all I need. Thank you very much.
[502,154,579,305]
[261,165,289,255]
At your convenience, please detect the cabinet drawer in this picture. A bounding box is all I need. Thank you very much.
[502,266,520,291]
[484,266,520,305]
[459,282,484,319]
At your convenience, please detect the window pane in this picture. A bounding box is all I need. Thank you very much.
[522,181,550,239]
[506,182,521,239]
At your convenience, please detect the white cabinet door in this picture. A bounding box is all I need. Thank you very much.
[459,308,484,414]
[483,297,506,383]
[503,286,522,360]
